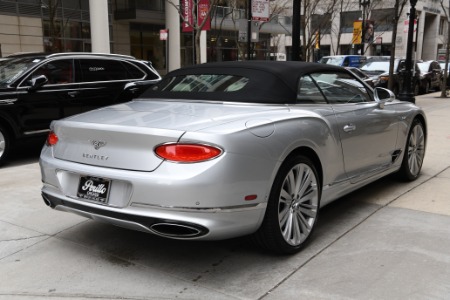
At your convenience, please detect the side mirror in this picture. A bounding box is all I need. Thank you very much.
[374,87,395,108]
[28,75,48,91]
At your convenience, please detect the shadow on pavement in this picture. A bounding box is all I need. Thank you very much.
[4,138,45,168]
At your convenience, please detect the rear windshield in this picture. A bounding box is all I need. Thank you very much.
[141,66,298,104]
[153,74,249,92]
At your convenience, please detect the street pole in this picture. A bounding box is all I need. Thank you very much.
[398,0,417,103]
[292,0,301,61]
[440,0,450,97]
[247,0,252,60]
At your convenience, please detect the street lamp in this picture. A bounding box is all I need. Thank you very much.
[398,0,418,103]
[359,0,370,55]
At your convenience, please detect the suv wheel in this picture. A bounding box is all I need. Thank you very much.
[414,82,420,96]
[423,82,430,94]
[0,125,11,166]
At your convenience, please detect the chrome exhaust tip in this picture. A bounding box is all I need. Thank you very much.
[42,194,55,208]
[150,223,204,238]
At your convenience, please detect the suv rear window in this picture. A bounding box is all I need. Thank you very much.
[79,59,129,82]
[122,62,147,79]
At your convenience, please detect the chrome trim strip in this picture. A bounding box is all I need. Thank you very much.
[0,98,18,104]
[130,202,267,213]
[24,129,50,135]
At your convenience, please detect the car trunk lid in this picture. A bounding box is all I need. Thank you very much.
[51,99,285,171]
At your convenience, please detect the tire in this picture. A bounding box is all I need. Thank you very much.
[253,155,321,254]
[398,119,426,181]
[414,82,420,96]
[436,81,442,91]
[423,82,429,94]
[0,125,11,166]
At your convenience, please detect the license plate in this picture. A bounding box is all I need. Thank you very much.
[77,176,111,204]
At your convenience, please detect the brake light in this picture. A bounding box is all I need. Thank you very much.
[46,131,59,146]
[155,143,222,162]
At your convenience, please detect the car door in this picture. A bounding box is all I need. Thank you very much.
[311,71,399,183]
[430,61,442,88]
[16,58,80,135]
[74,58,140,114]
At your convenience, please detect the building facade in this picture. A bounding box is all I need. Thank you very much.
[0,0,449,74]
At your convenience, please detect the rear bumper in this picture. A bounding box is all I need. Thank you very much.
[39,142,272,240]
[41,188,266,240]
[42,191,209,238]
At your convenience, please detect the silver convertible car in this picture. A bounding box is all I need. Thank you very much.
[40,61,426,254]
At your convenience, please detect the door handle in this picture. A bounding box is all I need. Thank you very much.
[343,124,356,132]
[68,91,79,97]
[129,87,140,94]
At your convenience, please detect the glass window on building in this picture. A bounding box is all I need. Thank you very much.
[135,0,165,11]
[370,9,394,32]
[43,19,93,52]
[41,0,110,53]
[207,30,239,62]
[340,11,362,34]
[311,13,332,35]
[207,30,271,62]
[61,0,89,10]
[17,0,40,4]
[130,23,166,71]
[181,33,195,66]
[440,17,446,35]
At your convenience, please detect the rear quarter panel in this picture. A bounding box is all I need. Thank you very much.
[180,106,345,204]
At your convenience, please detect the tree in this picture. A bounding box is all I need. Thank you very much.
[259,0,292,58]
[167,0,219,64]
[42,0,64,52]
[330,0,354,55]
[301,0,338,61]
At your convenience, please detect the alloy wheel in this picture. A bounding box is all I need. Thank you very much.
[0,130,5,158]
[407,123,425,177]
[278,163,319,246]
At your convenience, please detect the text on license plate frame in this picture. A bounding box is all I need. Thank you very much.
[77,176,111,204]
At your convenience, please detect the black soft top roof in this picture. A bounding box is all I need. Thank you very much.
[141,61,347,104]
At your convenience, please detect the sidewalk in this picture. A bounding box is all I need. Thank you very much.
[0,92,450,300]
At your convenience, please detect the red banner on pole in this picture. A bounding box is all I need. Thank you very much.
[198,0,211,31]
[182,0,193,32]
[182,0,210,32]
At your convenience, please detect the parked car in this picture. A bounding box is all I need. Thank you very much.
[417,60,442,93]
[318,55,367,68]
[345,66,376,87]
[40,61,427,254]
[360,59,421,96]
[0,52,161,165]
[438,61,450,88]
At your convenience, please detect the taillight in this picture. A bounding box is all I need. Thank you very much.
[46,131,59,146]
[379,75,389,82]
[155,143,222,163]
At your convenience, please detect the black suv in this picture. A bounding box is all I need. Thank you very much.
[0,52,161,165]
[360,58,421,96]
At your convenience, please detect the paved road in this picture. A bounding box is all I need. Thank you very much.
[1,92,450,300]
